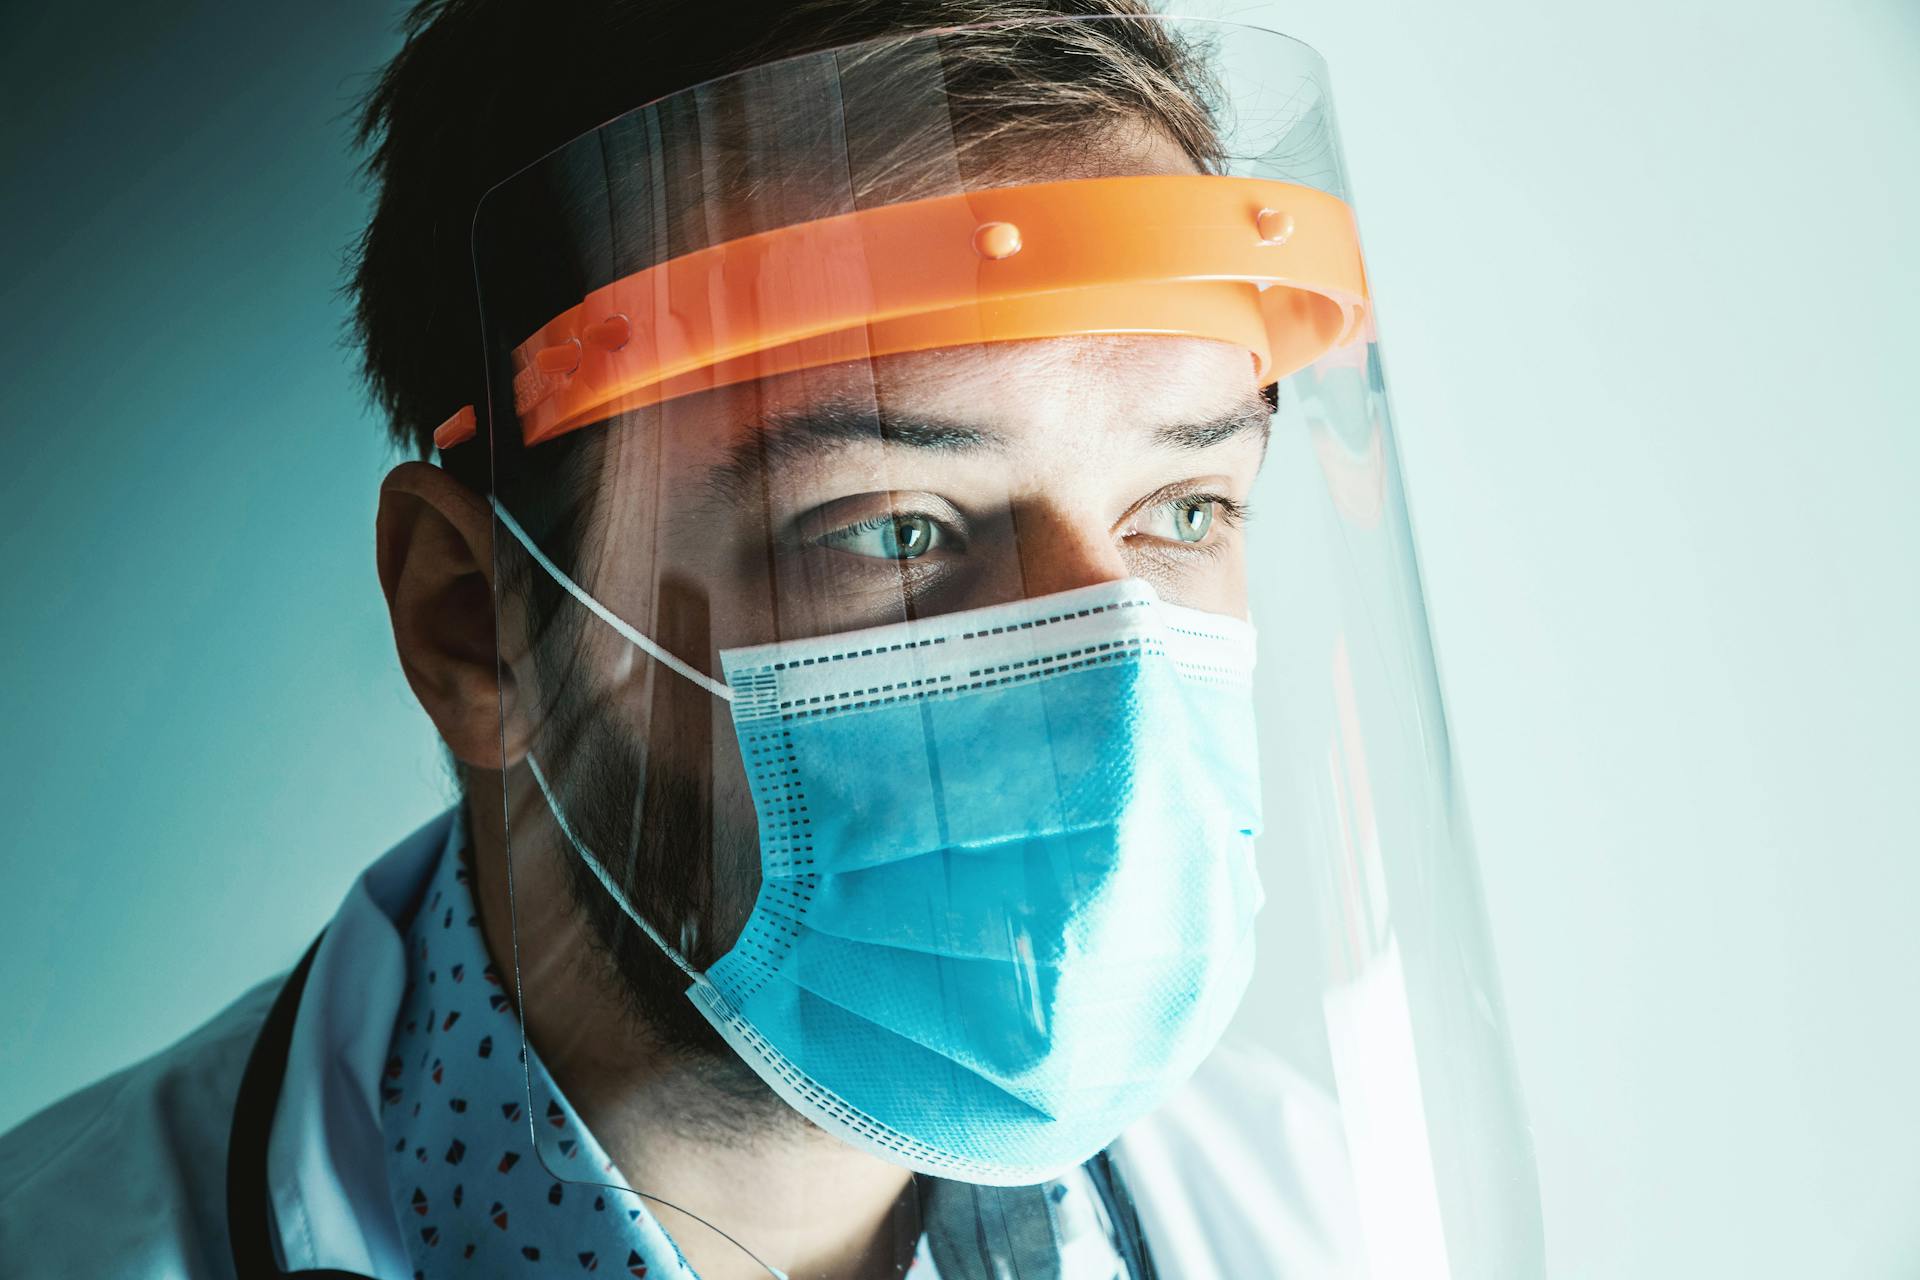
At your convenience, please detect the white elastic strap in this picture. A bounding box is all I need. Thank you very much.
[491,499,734,702]
[526,752,705,984]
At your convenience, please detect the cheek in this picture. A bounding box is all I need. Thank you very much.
[1213,538,1252,617]
[1133,536,1250,617]
[708,724,763,942]
[705,541,927,661]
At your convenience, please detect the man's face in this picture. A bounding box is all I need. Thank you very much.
[517,331,1269,1061]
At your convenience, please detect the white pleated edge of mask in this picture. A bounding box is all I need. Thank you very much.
[721,579,1257,725]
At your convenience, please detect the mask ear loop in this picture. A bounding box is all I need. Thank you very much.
[491,500,734,702]
[491,506,793,1279]
[524,752,705,985]
[491,497,730,984]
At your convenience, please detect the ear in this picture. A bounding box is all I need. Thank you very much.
[377,461,524,768]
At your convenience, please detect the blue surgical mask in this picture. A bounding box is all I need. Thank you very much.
[498,503,1265,1185]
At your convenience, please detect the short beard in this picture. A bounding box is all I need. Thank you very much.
[528,618,806,1146]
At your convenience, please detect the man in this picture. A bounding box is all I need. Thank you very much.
[0,2,1541,1276]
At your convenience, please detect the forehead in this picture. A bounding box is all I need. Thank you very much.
[864,334,1258,425]
[629,333,1263,469]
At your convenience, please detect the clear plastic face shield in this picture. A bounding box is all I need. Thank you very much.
[446,15,1543,1277]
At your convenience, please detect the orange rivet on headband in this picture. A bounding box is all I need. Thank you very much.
[1255,208,1295,245]
[534,338,582,375]
[973,221,1022,260]
[583,314,630,350]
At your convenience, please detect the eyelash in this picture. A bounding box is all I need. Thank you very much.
[809,491,1250,559]
[1181,493,1250,526]
[816,510,954,545]
[841,513,909,534]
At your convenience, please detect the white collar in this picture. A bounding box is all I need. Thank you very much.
[267,807,456,1276]
[257,808,1141,1278]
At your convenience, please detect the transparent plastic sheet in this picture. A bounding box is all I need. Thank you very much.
[463,16,1543,1277]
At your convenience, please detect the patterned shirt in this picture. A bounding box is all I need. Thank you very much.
[378,828,1124,1279]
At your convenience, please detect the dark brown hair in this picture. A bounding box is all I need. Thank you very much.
[345,0,1225,490]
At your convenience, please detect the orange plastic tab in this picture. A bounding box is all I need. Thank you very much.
[488,173,1369,448]
[432,403,477,450]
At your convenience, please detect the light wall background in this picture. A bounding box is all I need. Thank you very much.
[2,2,1914,1275]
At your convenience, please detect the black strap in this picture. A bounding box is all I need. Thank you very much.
[922,1177,1062,1280]
[1086,1149,1159,1280]
[922,1154,1157,1280]
[226,930,369,1279]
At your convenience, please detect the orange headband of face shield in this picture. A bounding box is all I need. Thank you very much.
[433,173,1369,451]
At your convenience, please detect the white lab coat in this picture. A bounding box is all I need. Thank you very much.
[0,811,1361,1277]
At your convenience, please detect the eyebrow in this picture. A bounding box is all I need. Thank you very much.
[702,389,1274,502]
[704,401,1002,503]
[1150,391,1276,452]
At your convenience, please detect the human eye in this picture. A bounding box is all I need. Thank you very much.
[797,493,967,566]
[1125,491,1249,551]
[815,511,947,560]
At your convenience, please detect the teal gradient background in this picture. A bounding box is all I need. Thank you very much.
[0,0,449,1147]
[2,2,1916,1275]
